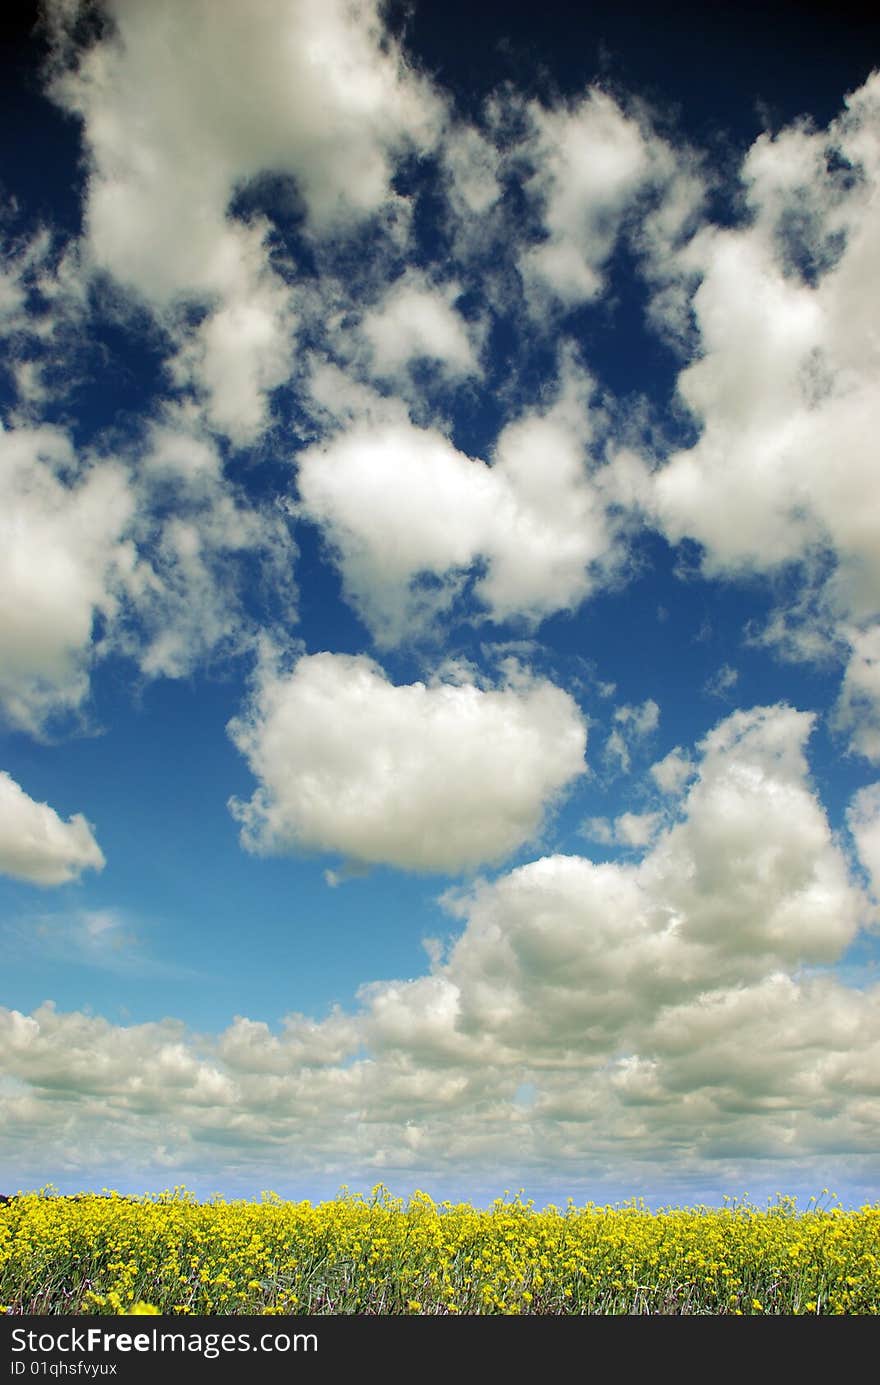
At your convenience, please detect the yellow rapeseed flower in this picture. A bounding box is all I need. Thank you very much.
[1,1187,878,1316]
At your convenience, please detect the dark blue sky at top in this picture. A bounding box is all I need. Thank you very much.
[0,0,872,458]
[389,0,879,135]
[4,0,878,422]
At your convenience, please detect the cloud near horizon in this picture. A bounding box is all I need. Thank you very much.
[4,704,879,1197]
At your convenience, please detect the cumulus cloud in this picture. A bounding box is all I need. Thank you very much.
[650,746,696,795]
[228,651,587,872]
[433,707,862,1077]
[639,705,861,967]
[295,417,499,641]
[44,0,445,443]
[164,242,298,447]
[295,358,622,643]
[519,90,654,307]
[0,421,135,732]
[644,72,880,758]
[250,699,865,1049]
[614,810,664,847]
[0,772,105,885]
[0,408,297,725]
[2,703,877,1195]
[359,273,478,384]
[581,811,663,849]
[49,0,444,282]
[580,816,615,846]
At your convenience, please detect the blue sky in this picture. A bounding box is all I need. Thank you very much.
[1,0,879,1209]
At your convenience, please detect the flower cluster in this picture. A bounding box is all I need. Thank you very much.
[1,1188,877,1315]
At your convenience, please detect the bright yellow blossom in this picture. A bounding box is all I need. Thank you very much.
[0,1187,877,1315]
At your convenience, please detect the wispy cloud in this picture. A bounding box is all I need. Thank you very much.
[6,906,196,979]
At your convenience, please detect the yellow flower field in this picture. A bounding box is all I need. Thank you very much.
[1,1188,878,1315]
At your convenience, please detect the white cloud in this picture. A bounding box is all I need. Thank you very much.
[45,0,445,443]
[5,974,875,1198]
[1,706,877,1195]
[645,73,880,758]
[359,273,478,383]
[295,358,621,643]
[294,416,498,642]
[581,816,615,846]
[217,1009,361,1074]
[228,651,587,873]
[650,747,696,795]
[49,0,443,294]
[1,709,875,1196]
[581,811,663,849]
[705,663,739,699]
[165,240,298,447]
[0,421,135,732]
[635,155,707,352]
[0,263,26,324]
[638,972,880,1144]
[833,626,880,765]
[0,772,105,885]
[476,361,619,622]
[0,229,49,338]
[614,811,663,847]
[519,90,654,307]
[847,782,880,905]
[0,408,298,725]
[303,358,411,434]
[442,704,863,1053]
[639,705,861,969]
[442,122,502,219]
[606,698,660,772]
[236,697,863,1060]
[615,699,660,735]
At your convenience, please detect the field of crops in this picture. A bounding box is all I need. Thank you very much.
[1,1188,878,1315]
